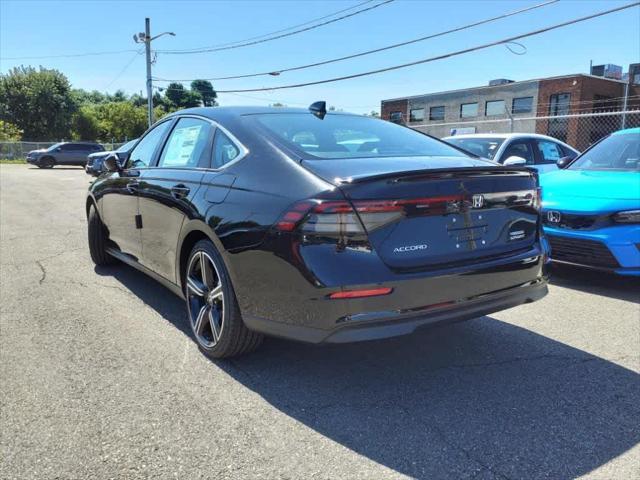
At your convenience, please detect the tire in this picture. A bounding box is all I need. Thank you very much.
[87,204,116,266]
[39,157,55,169]
[185,240,263,358]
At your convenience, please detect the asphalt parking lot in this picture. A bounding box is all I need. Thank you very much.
[1,164,639,479]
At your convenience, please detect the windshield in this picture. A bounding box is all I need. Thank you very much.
[570,131,640,171]
[46,143,63,151]
[445,137,505,160]
[252,113,467,159]
[117,139,138,153]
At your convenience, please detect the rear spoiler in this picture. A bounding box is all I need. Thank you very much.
[336,166,538,185]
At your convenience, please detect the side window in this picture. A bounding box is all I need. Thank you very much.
[127,120,173,169]
[158,117,213,168]
[212,130,240,169]
[536,140,563,164]
[503,141,535,165]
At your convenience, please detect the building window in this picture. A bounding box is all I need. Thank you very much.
[512,96,533,114]
[409,108,425,122]
[429,106,445,121]
[485,100,505,116]
[549,93,571,115]
[460,103,478,118]
[389,111,404,124]
[547,93,571,142]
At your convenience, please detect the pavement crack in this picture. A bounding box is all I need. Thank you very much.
[35,260,46,285]
[401,404,513,480]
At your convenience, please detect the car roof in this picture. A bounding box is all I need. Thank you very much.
[164,106,358,122]
[613,127,640,135]
[443,132,578,149]
[60,141,101,145]
[444,133,557,141]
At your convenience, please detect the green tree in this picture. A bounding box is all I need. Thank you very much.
[0,66,76,140]
[165,82,202,109]
[72,104,100,140]
[0,120,23,141]
[190,80,217,107]
[95,102,147,141]
[165,82,186,107]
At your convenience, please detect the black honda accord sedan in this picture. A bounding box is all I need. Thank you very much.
[87,104,548,358]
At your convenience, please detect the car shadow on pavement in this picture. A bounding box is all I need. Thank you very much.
[97,263,640,479]
[550,264,640,303]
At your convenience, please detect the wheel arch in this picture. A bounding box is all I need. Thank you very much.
[85,193,98,219]
[176,220,231,292]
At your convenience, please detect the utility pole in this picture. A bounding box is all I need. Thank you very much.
[144,18,153,128]
[133,19,175,128]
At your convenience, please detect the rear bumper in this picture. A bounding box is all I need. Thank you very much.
[244,278,547,343]
[544,224,640,276]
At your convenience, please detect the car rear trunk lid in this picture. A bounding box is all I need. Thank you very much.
[302,158,540,270]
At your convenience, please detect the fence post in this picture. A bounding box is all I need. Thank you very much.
[504,104,514,133]
[621,82,629,130]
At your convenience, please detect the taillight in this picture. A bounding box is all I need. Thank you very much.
[275,195,462,234]
[276,200,367,234]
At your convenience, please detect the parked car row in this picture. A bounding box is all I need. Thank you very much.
[25,140,138,174]
[25,105,636,359]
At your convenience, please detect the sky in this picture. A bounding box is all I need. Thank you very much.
[1,0,639,114]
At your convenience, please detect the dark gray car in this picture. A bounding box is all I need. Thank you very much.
[26,142,104,168]
[85,139,138,176]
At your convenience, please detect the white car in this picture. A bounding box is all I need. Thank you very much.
[443,133,580,174]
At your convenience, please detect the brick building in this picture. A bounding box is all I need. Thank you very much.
[381,67,640,150]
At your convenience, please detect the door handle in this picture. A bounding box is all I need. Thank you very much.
[171,184,190,199]
[126,181,140,193]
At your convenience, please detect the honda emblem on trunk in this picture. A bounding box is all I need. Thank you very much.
[547,211,562,223]
[472,194,484,209]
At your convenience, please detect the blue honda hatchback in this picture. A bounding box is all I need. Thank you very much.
[541,128,640,276]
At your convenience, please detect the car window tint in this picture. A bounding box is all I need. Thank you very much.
[503,141,534,165]
[536,140,563,164]
[212,130,240,168]
[254,113,466,159]
[158,118,213,168]
[571,132,640,170]
[127,120,173,168]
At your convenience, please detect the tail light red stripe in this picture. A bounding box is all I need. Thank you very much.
[328,287,393,299]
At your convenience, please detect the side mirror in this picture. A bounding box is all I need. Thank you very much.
[556,156,572,169]
[503,156,527,166]
[103,153,122,173]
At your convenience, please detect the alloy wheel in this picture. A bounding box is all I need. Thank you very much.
[186,250,224,348]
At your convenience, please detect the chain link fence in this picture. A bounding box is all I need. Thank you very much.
[409,110,640,152]
[0,141,126,161]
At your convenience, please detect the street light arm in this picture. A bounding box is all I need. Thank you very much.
[149,32,176,42]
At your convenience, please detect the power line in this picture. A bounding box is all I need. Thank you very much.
[155,0,395,55]
[153,0,558,82]
[208,2,640,93]
[163,0,376,52]
[104,50,144,90]
[0,1,378,61]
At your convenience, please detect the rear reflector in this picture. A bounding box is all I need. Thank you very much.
[328,287,393,299]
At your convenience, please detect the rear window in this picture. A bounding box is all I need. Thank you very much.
[251,113,466,159]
